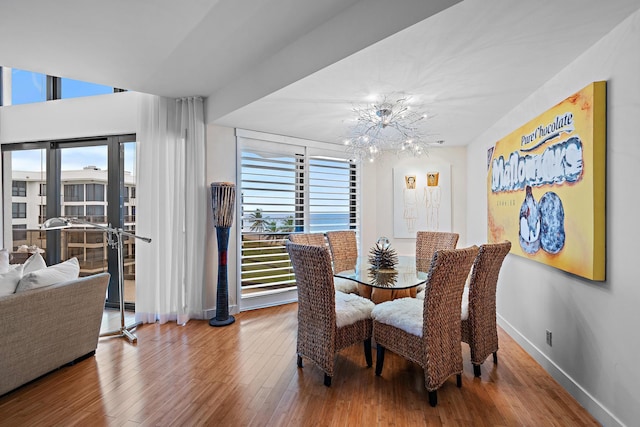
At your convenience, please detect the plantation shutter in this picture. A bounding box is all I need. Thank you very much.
[239,136,359,301]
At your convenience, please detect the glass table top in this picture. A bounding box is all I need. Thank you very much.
[334,256,428,290]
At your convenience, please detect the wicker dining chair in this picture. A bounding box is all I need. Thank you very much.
[415,231,459,273]
[461,241,511,377]
[372,246,478,407]
[288,232,326,247]
[325,230,358,273]
[286,242,374,387]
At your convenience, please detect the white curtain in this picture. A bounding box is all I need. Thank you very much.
[135,95,207,325]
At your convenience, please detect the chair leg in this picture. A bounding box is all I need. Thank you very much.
[428,390,438,407]
[457,374,462,388]
[364,338,372,367]
[493,351,498,364]
[324,374,332,387]
[297,355,303,368]
[375,345,385,376]
[473,364,481,377]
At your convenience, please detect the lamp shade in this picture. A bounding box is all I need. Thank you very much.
[211,182,236,228]
[42,217,71,230]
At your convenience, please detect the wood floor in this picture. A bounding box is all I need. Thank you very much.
[0,303,599,426]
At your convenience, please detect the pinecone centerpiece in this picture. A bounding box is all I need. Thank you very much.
[368,237,398,271]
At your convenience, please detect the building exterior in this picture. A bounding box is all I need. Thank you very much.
[9,166,136,276]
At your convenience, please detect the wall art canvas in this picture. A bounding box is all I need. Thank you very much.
[393,164,452,238]
[487,81,606,281]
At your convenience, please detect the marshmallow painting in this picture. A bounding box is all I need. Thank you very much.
[487,81,606,281]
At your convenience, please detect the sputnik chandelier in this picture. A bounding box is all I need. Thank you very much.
[344,95,440,162]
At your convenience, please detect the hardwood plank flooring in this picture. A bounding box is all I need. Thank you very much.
[0,303,599,426]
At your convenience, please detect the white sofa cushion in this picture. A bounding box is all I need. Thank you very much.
[23,252,48,274]
[0,249,9,274]
[372,297,423,337]
[15,258,80,292]
[335,291,375,328]
[0,265,23,297]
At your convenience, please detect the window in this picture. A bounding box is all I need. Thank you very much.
[12,180,27,197]
[13,224,27,244]
[123,186,129,202]
[11,69,47,105]
[239,136,359,302]
[308,157,357,233]
[2,135,137,308]
[86,183,105,201]
[60,78,113,99]
[86,205,105,217]
[130,186,136,199]
[12,202,27,218]
[64,184,84,202]
[65,205,84,217]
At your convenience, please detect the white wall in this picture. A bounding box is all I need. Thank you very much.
[204,124,238,314]
[466,11,640,427]
[0,92,139,249]
[0,91,139,144]
[361,147,468,254]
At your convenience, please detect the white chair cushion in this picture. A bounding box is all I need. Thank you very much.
[334,277,358,294]
[0,265,23,297]
[461,287,469,321]
[417,286,470,321]
[371,297,423,337]
[335,291,375,328]
[0,249,9,274]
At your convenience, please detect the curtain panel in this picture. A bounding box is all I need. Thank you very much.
[135,95,206,325]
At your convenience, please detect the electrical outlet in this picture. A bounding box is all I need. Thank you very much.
[546,330,552,346]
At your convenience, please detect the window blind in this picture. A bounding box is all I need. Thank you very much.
[239,139,359,299]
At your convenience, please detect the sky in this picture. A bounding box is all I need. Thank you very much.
[8,68,136,174]
[11,143,136,176]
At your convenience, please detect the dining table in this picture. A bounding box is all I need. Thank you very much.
[334,255,429,304]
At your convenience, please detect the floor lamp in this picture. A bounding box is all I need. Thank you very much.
[42,217,151,343]
[209,182,236,327]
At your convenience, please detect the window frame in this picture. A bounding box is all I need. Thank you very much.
[236,130,360,311]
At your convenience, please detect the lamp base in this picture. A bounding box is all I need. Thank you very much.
[100,320,143,342]
[209,315,235,327]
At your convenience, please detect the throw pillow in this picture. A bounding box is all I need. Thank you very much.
[0,265,24,297]
[23,252,47,274]
[15,257,80,292]
[0,249,9,274]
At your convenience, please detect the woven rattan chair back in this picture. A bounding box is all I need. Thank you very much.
[326,230,358,273]
[415,231,459,272]
[288,233,326,247]
[286,241,372,386]
[462,241,511,377]
[373,245,478,406]
[421,247,477,390]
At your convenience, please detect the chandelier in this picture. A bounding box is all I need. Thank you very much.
[344,95,440,162]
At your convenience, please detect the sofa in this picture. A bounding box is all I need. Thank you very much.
[0,272,110,396]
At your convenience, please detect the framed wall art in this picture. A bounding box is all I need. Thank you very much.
[393,164,452,238]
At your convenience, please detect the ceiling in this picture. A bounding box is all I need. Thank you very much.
[1,0,639,147]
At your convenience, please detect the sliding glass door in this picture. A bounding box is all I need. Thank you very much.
[2,135,137,308]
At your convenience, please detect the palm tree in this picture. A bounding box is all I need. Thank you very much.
[279,216,295,233]
[248,209,268,233]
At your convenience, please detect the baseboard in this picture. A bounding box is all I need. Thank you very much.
[203,304,239,320]
[497,315,623,427]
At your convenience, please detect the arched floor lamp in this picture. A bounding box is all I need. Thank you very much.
[209,182,236,327]
[42,217,151,343]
